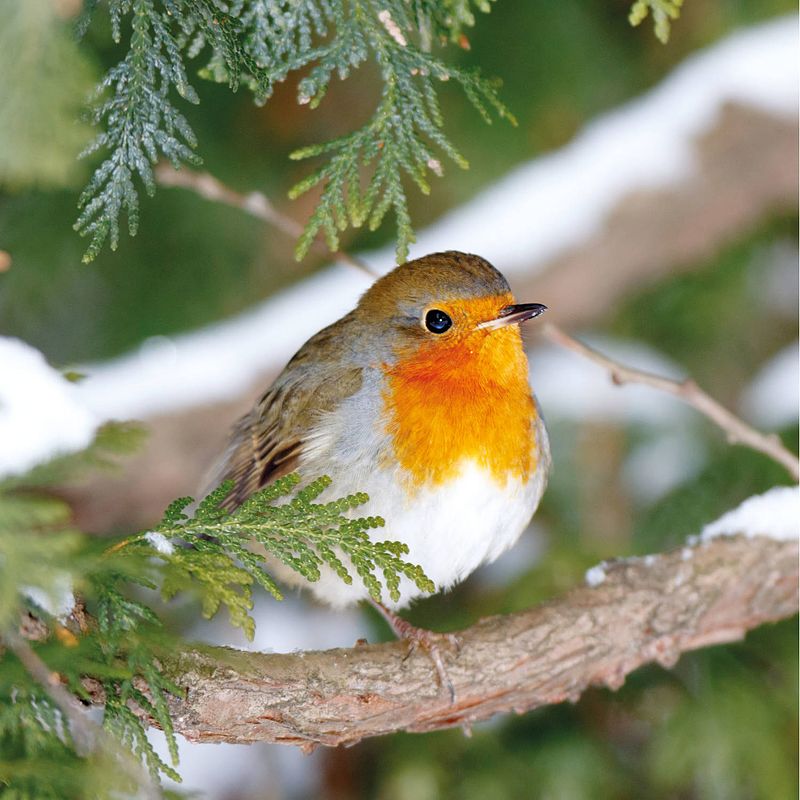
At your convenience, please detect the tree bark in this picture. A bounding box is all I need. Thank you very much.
[159,534,798,750]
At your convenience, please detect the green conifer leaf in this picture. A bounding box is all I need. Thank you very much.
[75,0,510,263]
[628,0,685,43]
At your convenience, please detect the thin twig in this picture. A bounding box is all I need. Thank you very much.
[3,628,162,799]
[154,164,378,278]
[154,165,799,482]
[541,322,800,481]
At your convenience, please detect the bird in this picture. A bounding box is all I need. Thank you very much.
[213,251,550,695]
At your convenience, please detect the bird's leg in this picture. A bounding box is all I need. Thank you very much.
[368,599,460,703]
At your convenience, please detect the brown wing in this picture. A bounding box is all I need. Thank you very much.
[210,318,364,510]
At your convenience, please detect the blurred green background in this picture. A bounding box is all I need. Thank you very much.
[1,1,797,799]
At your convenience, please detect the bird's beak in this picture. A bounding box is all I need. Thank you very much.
[478,303,548,330]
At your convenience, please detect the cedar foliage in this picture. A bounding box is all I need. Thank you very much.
[0,426,432,796]
[72,0,682,264]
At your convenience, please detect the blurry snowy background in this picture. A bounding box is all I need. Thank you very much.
[1,3,798,799]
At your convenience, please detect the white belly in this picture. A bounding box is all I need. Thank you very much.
[302,458,548,609]
[293,380,550,609]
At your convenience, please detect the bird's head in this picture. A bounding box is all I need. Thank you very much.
[354,251,547,487]
[356,251,547,376]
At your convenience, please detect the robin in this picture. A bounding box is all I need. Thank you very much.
[214,251,550,695]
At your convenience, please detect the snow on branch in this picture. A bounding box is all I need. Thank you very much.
[700,486,799,542]
[159,529,797,749]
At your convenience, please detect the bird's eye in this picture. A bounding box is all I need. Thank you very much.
[424,308,452,334]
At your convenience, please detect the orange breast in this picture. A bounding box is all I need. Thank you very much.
[382,316,538,491]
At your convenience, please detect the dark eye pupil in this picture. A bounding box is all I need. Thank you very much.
[425,309,452,333]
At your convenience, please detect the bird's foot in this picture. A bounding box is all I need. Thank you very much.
[369,600,460,703]
[398,622,461,704]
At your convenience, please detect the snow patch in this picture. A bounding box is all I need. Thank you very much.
[22,576,75,622]
[585,563,608,587]
[755,240,800,318]
[623,431,707,503]
[701,486,800,542]
[399,16,798,273]
[144,531,175,556]
[476,523,546,588]
[0,338,100,478]
[148,730,325,800]
[74,266,370,420]
[741,342,799,430]
[532,336,689,426]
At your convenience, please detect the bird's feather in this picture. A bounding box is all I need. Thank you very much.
[211,315,364,508]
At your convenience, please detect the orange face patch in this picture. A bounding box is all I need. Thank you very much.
[382,294,538,490]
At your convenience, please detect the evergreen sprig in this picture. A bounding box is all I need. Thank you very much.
[74,0,202,263]
[74,1,681,262]
[0,473,182,789]
[629,0,685,44]
[288,10,514,262]
[0,492,180,793]
[146,474,435,629]
[75,0,508,263]
[1,439,433,796]
[0,687,103,800]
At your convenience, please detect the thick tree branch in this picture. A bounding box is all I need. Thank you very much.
[160,535,797,750]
